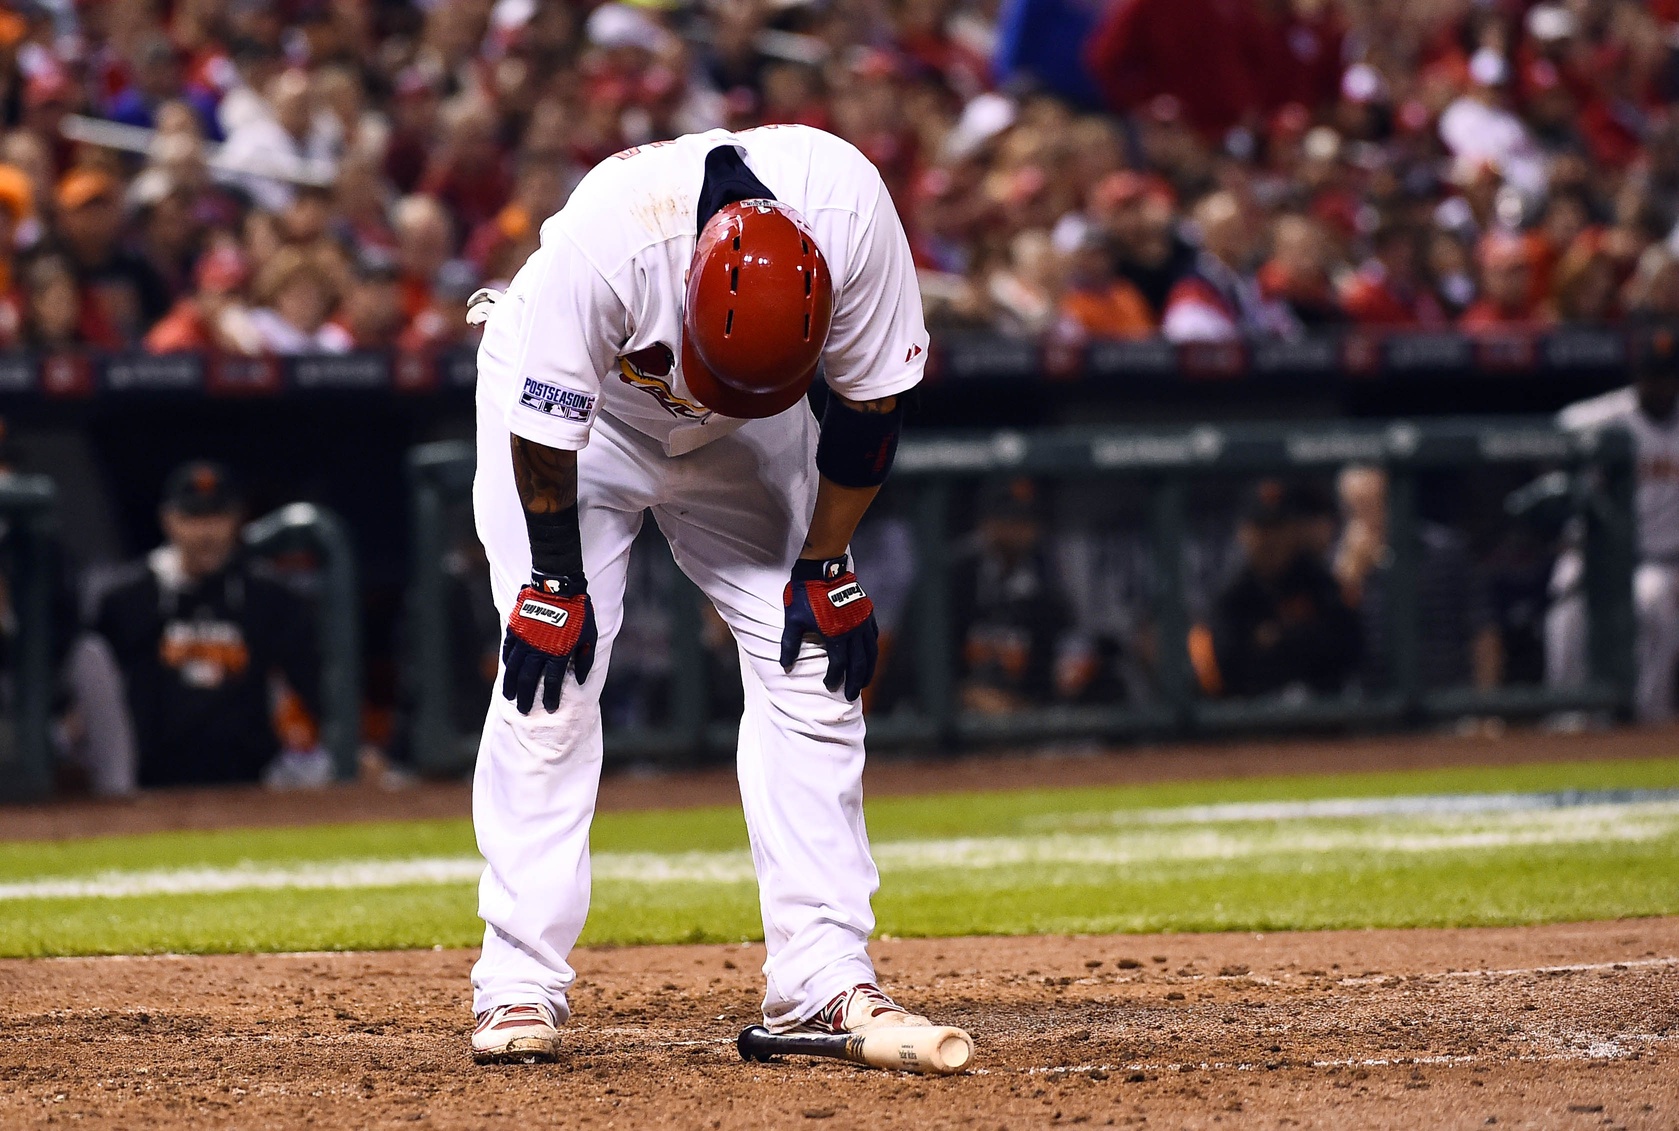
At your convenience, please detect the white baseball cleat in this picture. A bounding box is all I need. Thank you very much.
[784,983,933,1035]
[471,1002,561,1064]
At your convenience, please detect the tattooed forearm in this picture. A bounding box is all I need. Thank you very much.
[511,435,584,578]
[510,435,578,516]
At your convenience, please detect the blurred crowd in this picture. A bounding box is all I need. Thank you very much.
[0,0,1673,357]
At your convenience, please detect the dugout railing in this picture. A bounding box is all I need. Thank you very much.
[242,503,363,782]
[0,474,62,803]
[402,418,1636,773]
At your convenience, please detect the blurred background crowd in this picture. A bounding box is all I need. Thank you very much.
[0,0,1675,356]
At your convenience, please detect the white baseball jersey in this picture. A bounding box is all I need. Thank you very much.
[487,125,928,457]
[1559,387,1679,563]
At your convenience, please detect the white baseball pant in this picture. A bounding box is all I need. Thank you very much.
[1545,550,1679,723]
[468,400,880,1030]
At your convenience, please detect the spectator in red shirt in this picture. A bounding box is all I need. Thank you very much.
[321,255,406,352]
[1577,45,1650,172]
[1532,191,1593,293]
[393,195,456,326]
[1257,0,1346,115]
[384,69,442,195]
[1460,231,1541,330]
[1540,233,1619,326]
[1341,222,1449,329]
[1258,214,1345,328]
[398,260,480,354]
[20,252,114,350]
[144,242,261,356]
[1085,0,1267,139]
[418,97,513,234]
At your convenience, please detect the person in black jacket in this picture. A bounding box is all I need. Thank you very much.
[89,461,321,788]
[956,477,1074,713]
[1194,480,1362,699]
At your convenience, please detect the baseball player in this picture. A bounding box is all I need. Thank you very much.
[464,124,946,1064]
[1547,324,1679,723]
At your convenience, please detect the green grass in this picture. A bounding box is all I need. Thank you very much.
[1,757,1676,957]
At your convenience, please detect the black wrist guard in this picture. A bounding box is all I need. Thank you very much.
[816,396,903,488]
[526,504,584,578]
[529,571,587,596]
[791,555,848,582]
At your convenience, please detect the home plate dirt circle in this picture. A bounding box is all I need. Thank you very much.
[1,919,1674,1129]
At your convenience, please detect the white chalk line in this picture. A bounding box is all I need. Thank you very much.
[1000,1033,1677,1078]
[1337,955,1679,984]
[1027,788,1679,830]
[4,795,1677,902]
[0,857,488,900]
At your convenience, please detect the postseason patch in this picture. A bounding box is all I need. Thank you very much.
[518,378,596,423]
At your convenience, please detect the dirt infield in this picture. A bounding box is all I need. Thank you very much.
[2,919,1674,1130]
[8,723,1677,841]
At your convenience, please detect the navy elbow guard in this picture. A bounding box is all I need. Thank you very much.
[815,396,903,488]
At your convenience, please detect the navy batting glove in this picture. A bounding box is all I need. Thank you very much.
[502,573,597,714]
[779,555,879,702]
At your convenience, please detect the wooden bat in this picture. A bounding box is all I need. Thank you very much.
[737,1024,974,1075]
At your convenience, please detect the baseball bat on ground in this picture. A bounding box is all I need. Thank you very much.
[736,1024,974,1075]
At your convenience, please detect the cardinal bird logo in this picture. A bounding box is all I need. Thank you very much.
[618,345,712,420]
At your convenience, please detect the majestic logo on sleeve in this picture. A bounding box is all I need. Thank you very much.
[519,378,596,423]
[617,344,713,421]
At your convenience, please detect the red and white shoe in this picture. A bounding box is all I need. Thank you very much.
[471,1002,561,1064]
[782,983,932,1035]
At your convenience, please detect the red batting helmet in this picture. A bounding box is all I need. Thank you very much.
[682,199,834,419]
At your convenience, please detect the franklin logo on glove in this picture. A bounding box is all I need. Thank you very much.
[827,582,866,609]
[518,599,570,628]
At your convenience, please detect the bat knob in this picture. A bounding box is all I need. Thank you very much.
[935,1029,974,1073]
[737,1025,775,1062]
